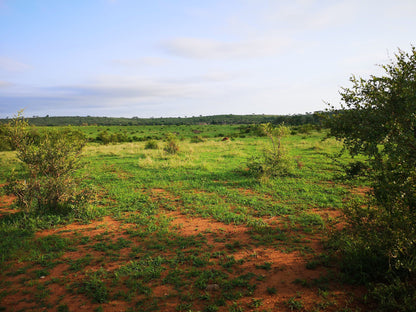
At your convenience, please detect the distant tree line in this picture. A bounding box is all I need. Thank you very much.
[0,112,325,127]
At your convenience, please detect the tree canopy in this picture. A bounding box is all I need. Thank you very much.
[326,46,416,310]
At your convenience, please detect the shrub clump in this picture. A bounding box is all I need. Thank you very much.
[326,46,416,310]
[190,135,205,143]
[163,133,179,154]
[247,123,293,178]
[4,111,94,215]
[144,139,159,149]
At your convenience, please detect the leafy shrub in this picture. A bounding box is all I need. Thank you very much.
[4,111,94,214]
[326,46,416,310]
[0,124,12,151]
[144,140,158,149]
[239,124,267,137]
[247,123,293,177]
[164,133,179,154]
[370,278,416,312]
[96,130,129,144]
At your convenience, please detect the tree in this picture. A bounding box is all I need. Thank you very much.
[326,46,416,309]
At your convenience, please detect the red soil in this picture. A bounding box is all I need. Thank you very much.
[0,187,368,312]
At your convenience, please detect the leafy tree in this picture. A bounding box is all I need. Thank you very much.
[5,111,93,214]
[326,47,416,309]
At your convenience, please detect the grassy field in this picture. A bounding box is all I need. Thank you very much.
[0,126,369,312]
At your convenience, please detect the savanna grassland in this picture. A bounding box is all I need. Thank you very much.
[0,125,369,312]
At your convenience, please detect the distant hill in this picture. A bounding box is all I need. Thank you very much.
[0,112,324,126]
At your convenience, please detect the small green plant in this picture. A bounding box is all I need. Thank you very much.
[250,298,263,308]
[286,296,304,310]
[267,286,277,294]
[255,262,272,271]
[81,269,109,303]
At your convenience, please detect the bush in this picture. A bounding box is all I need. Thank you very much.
[4,111,94,214]
[190,135,205,143]
[247,123,293,177]
[0,124,12,151]
[144,140,159,149]
[96,130,129,144]
[326,46,416,310]
[163,133,179,154]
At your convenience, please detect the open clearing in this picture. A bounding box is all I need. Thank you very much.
[0,126,369,311]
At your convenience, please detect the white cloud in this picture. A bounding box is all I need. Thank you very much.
[0,57,31,72]
[111,57,170,67]
[161,36,293,59]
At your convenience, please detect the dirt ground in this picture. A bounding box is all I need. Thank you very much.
[0,189,368,312]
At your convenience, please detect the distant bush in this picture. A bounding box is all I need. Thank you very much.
[96,130,129,144]
[239,124,267,137]
[190,135,205,143]
[144,140,159,149]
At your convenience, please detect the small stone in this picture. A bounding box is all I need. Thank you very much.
[206,284,220,291]
[40,276,45,279]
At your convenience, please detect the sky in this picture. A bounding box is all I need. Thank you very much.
[0,0,415,118]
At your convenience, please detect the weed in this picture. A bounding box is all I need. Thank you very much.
[286,296,304,311]
[80,269,109,303]
[256,262,272,271]
[267,286,277,295]
[250,298,263,308]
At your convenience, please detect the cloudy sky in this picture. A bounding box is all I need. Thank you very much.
[1,0,415,118]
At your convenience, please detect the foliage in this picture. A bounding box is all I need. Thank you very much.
[4,111,93,214]
[0,113,325,127]
[163,133,179,154]
[144,139,159,149]
[0,126,364,310]
[96,130,129,144]
[247,123,293,177]
[0,124,12,151]
[80,269,109,303]
[326,47,416,308]
[190,135,205,143]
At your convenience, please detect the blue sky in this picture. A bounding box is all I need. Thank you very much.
[1,0,415,118]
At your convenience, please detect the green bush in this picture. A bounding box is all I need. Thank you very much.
[4,111,94,214]
[163,133,179,154]
[144,139,158,149]
[96,130,129,144]
[326,46,416,310]
[247,123,293,177]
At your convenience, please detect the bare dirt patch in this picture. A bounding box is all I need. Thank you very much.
[0,192,368,312]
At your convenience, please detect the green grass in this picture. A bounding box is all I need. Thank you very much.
[0,126,368,311]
